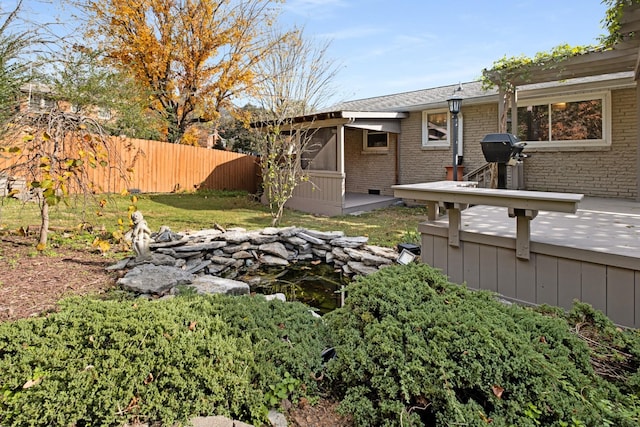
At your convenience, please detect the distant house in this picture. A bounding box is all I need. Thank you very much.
[281,8,640,217]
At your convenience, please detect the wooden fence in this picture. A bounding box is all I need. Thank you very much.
[1,136,261,195]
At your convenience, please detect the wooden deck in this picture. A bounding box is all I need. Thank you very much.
[443,197,640,259]
[417,196,640,328]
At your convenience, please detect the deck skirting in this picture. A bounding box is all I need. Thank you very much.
[419,222,640,328]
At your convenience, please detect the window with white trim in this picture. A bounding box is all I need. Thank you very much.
[363,130,389,152]
[421,109,463,150]
[97,107,112,120]
[515,92,610,148]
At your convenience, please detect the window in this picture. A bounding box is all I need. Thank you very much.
[421,109,463,152]
[28,95,55,111]
[363,130,389,152]
[97,107,112,120]
[516,92,609,148]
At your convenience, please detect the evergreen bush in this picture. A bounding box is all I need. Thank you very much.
[0,294,328,426]
[324,263,640,426]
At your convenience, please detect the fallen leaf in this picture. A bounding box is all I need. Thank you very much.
[189,321,197,331]
[144,372,154,385]
[491,385,504,399]
[23,377,42,389]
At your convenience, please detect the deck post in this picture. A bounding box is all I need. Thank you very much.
[509,208,538,260]
[427,201,439,221]
[443,202,468,247]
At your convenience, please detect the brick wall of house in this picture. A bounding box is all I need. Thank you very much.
[344,127,398,196]
[398,104,499,184]
[523,87,638,199]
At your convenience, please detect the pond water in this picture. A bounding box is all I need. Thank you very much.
[240,263,348,315]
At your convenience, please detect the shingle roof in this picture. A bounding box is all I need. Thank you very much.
[316,71,635,114]
[319,81,493,113]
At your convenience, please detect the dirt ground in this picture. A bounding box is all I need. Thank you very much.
[0,235,352,427]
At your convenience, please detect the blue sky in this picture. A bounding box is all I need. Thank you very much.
[10,0,610,105]
[279,0,610,103]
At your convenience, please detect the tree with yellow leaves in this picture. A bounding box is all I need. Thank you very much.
[82,0,287,143]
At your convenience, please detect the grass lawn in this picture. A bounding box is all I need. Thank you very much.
[0,190,427,249]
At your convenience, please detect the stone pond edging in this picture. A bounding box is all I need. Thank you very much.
[109,226,401,298]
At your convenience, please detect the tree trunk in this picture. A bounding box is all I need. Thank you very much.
[38,200,49,250]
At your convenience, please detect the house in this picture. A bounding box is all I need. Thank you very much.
[282,5,640,217]
[282,69,637,216]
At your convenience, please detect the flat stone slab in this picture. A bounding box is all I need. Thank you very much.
[259,242,289,259]
[330,236,369,248]
[117,265,195,295]
[297,232,325,245]
[302,229,345,240]
[173,241,227,252]
[347,261,379,276]
[260,254,289,266]
[188,276,250,296]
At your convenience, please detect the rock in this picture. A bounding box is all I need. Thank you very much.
[124,415,253,427]
[284,236,307,246]
[259,242,289,259]
[106,257,132,271]
[311,248,327,258]
[185,228,224,241]
[248,232,278,245]
[330,236,369,248]
[188,276,250,296]
[260,255,289,266]
[277,226,303,237]
[170,251,203,259]
[331,247,350,263]
[207,264,229,274]
[185,260,211,274]
[347,261,379,276]
[174,241,227,252]
[325,251,334,264]
[302,229,345,240]
[268,409,288,427]
[232,250,254,259]
[297,232,325,245]
[117,265,195,295]
[150,237,190,248]
[151,226,184,243]
[261,227,281,235]
[263,293,287,302]
[365,245,399,260]
[190,416,253,427]
[220,230,251,244]
[222,241,253,254]
[155,248,177,257]
[344,247,392,266]
[207,256,238,266]
[128,253,183,267]
[313,242,333,251]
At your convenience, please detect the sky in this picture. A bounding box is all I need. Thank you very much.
[278,0,610,104]
[8,0,610,106]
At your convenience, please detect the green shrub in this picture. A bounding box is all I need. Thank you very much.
[0,294,328,426]
[325,263,638,427]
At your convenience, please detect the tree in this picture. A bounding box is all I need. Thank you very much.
[251,29,340,225]
[81,0,288,143]
[0,0,38,132]
[1,106,135,249]
[253,27,340,117]
[46,44,164,140]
